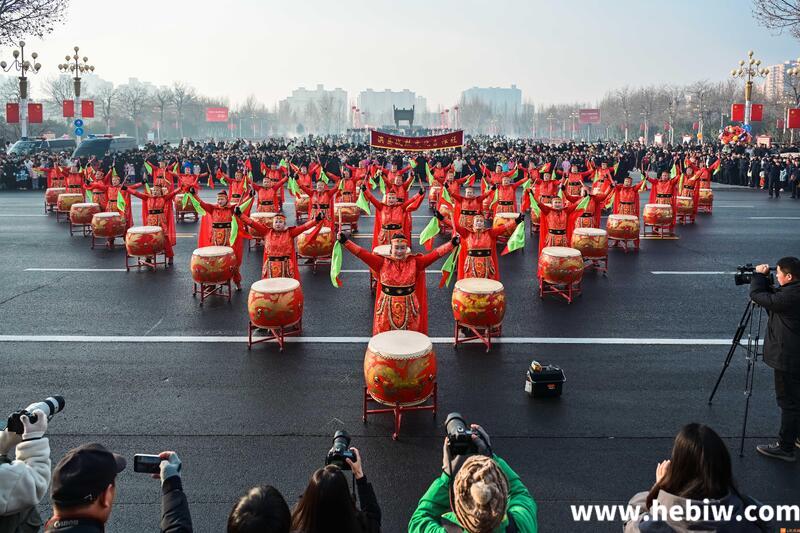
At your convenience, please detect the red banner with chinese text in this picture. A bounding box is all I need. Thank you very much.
[369,130,464,151]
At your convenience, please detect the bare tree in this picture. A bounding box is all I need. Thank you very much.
[688,80,712,143]
[152,86,172,141]
[41,74,72,124]
[753,0,800,39]
[317,94,335,134]
[615,86,632,141]
[661,86,684,144]
[171,81,196,139]
[637,86,659,143]
[302,100,320,132]
[0,75,20,101]
[713,79,740,130]
[94,85,116,133]
[118,84,150,142]
[0,0,70,45]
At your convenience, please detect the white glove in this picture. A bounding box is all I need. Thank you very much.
[159,451,182,483]
[21,409,47,440]
[0,428,22,455]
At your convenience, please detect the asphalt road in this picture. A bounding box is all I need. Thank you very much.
[1,186,799,532]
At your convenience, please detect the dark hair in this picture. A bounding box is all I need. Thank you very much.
[227,485,291,533]
[777,256,800,279]
[291,465,363,533]
[646,424,735,509]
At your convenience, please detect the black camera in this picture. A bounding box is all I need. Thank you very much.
[445,412,479,456]
[5,396,65,435]
[734,264,773,286]
[325,430,356,470]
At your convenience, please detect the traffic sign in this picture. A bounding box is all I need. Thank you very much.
[74,127,84,136]
[74,119,84,128]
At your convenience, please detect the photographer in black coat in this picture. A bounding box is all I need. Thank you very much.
[750,257,800,462]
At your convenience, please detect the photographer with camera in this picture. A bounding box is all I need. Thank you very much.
[408,414,537,533]
[0,397,64,533]
[291,431,381,533]
[44,446,192,532]
[750,257,800,462]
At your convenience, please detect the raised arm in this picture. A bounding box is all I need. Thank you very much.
[238,213,269,236]
[417,240,455,269]
[403,191,425,212]
[343,239,385,272]
[297,183,314,197]
[363,186,382,209]
[288,218,321,238]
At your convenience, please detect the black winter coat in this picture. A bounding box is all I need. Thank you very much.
[750,275,800,374]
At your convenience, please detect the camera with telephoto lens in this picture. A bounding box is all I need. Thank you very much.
[445,412,479,456]
[5,396,65,435]
[325,430,356,470]
[734,264,774,286]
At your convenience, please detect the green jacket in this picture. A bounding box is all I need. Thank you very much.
[408,455,537,533]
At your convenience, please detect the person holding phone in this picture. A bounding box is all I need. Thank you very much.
[43,445,191,533]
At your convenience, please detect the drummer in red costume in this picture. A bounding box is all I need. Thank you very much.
[563,185,612,230]
[36,165,65,188]
[298,181,336,226]
[291,162,320,189]
[557,162,595,197]
[63,164,86,198]
[361,185,424,249]
[339,231,457,335]
[344,161,372,188]
[646,168,681,232]
[608,175,640,217]
[480,161,516,187]
[174,167,208,191]
[685,157,720,190]
[677,165,701,221]
[537,195,581,254]
[252,175,288,213]
[451,185,493,229]
[237,210,324,279]
[124,182,180,264]
[188,189,248,290]
[383,169,416,202]
[327,167,358,203]
[490,172,528,216]
[439,210,522,280]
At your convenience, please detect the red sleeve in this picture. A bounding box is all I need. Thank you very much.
[364,187,381,208]
[240,213,269,235]
[127,188,146,200]
[289,218,319,238]
[273,177,289,190]
[298,183,313,197]
[418,241,454,268]
[344,239,384,271]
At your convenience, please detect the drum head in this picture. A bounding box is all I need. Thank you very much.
[542,246,581,258]
[455,277,504,294]
[647,204,671,209]
[573,228,606,237]
[48,187,66,192]
[94,212,121,219]
[251,277,300,294]
[368,330,432,359]
[336,202,357,208]
[609,214,637,222]
[128,225,163,235]
[373,245,391,257]
[194,246,233,257]
[495,212,519,219]
[72,203,99,209]
[677,196,691,201]
[60,193,83,199]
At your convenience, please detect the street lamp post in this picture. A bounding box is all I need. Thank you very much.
[730,50,769,126]
[786,62,800,144]
[58,47,94,143]
[546,114,555,140]
[569,111,578,140]
[1,41,42,138]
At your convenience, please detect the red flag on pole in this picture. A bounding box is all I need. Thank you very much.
[27,103,43,123]
[6,103,19,123]
[788,108,800,129]
[750,104,763,122]
[63,100,74,117]
[81,100,94,118]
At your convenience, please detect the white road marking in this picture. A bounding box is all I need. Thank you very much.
[651,271,735,275]
[0,214,48,217]
[25,268,127,272]
[748,217,800,220]
[0,334,746,345]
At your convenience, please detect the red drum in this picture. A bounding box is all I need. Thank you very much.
[125,226,166,257]
[606,214,639,240]
[676,196,693,215]
[295,194,310,214]
[248,277,303,328]
[492,212,518,241]
[191,246,236,284]
[571,228,608,259]
[437,201,453,221]
[251,212,277,233]
[699,188,713,207]
[91,212,126,238]
[334,202,361,223]
[297,226,333,257]
[643,203,673,226]
[173,194,194,213]
[452,278,506,328]
[69,203,101,225]
[57,193,83,212]
[539,246,584,285]
[45,187,66,206]
[364,330,436,407]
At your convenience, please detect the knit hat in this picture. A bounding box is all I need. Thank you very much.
[452,455,509,533]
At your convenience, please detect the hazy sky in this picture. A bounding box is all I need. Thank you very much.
[11,0,798,109]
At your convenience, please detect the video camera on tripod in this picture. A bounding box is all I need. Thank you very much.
[734,264,774,285]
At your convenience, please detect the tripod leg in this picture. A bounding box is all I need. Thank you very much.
[740,353,757,457]
[709,300,753,404]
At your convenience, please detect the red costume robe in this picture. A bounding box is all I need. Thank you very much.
[453,218,509,280]
[127,188,180,257]
[480,164,516,188]
[647,176,681,228]
[298,184,337,226]
[491,176,528,215]
[252,178,288,213]
[537,200,581,254]
[556,166,595,197]
[363,187,424,249]
[609,185,641,217]
[563,189,611,230]
[35,166,65,188]
[328,171,357,203]
[451,190,492,229]
[344,239,454,334]
[383,173,415,202]
[239,214,319,280]
[63,170,86,198]
[678,170,701,217]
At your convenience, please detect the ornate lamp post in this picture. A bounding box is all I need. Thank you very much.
[569,111,578,140]
[730,50,769,126]
[58,46,94,142]
[1,41,42,138]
